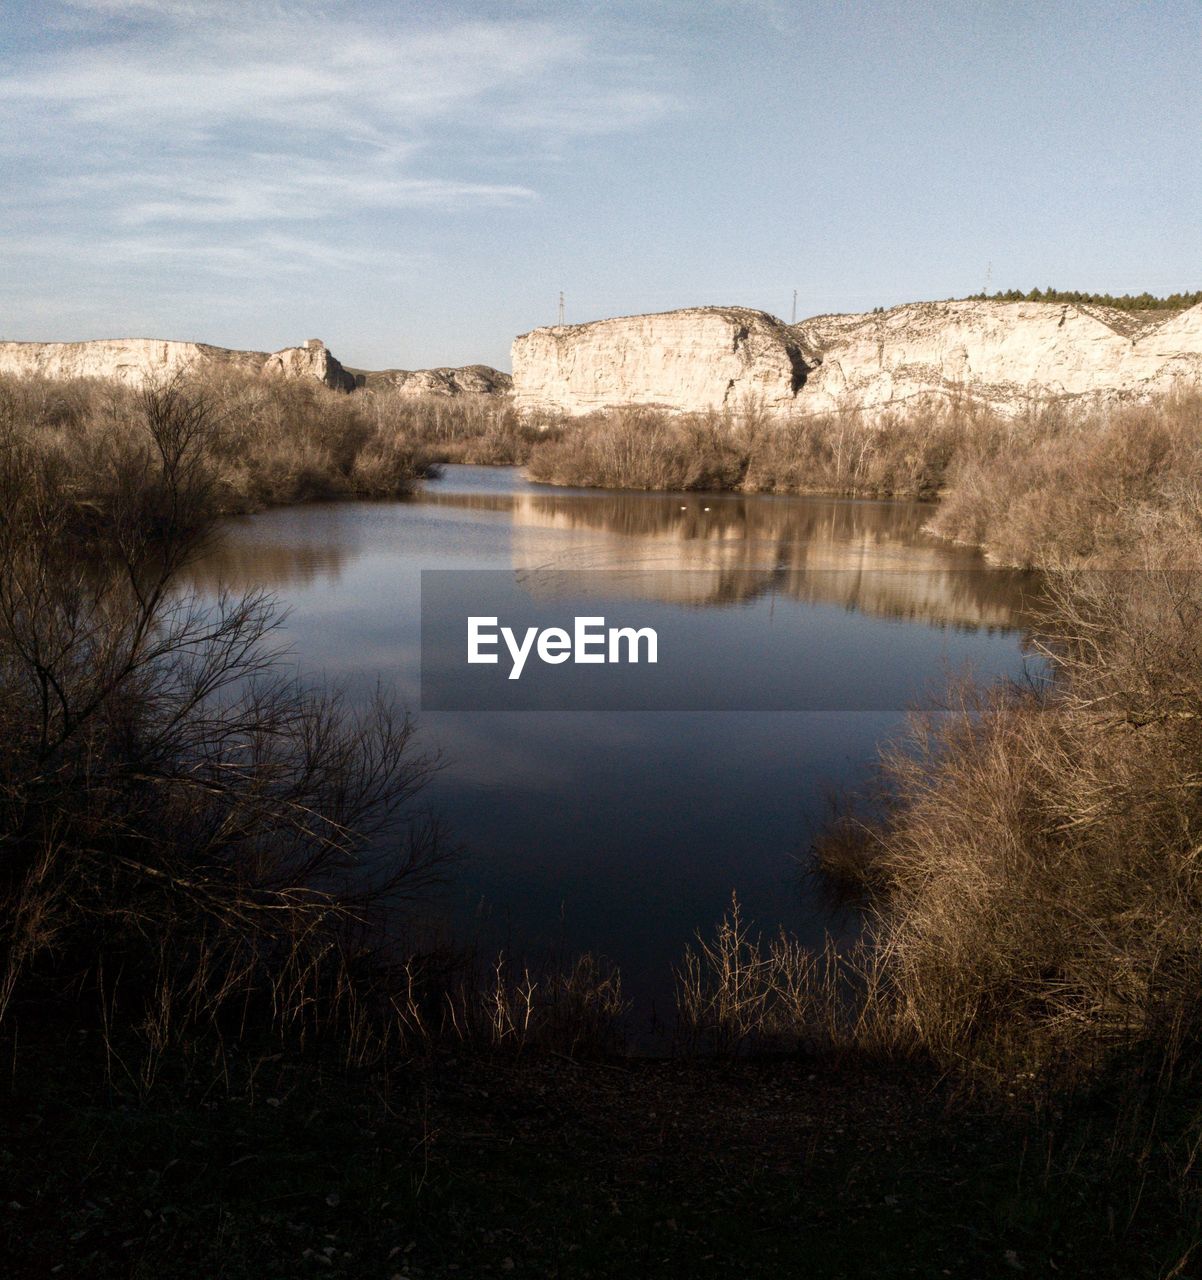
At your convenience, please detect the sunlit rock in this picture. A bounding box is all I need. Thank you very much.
[512,307,811,417]
[512,299,1202,419]
[0,334,355,391]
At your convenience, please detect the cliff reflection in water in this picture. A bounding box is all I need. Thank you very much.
[498,489,1036,629]
[186,474,1039,633]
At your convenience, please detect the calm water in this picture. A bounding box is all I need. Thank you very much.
[184,466,1040,1019]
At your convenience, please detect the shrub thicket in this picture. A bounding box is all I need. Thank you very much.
[525,402,972,498]
[0,367,557,519]
[0,378,459,1076]
[930,393,1202,567]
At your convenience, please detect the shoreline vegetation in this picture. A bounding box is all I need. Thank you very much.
[9,367,1199,571]
[5,370,1202,1274]
[525,394,1202,570]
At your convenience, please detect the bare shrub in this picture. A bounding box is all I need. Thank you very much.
[0,379,451,1078]
[0,368,430,519]
[360,388,553,466]
[739,404,969,497]
[526,392,1202,566]
[377,948,628,1059]
[930,392,1202,568]
[818,568,1202,1073]
[527,400,979,498]
[526,406,758,491]
[673,894,885,1056]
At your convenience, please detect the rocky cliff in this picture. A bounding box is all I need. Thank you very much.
[512,300,1202,418]
[0,336,355,391]
[511,307,809,416]
[261,339,356,391]
[350,363,512,395]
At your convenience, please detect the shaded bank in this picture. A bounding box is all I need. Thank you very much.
[6,1049,1185,1279]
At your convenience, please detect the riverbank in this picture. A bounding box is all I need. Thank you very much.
[0,368,548,523]
[10,368,1199,573]
[522,393,1202,570]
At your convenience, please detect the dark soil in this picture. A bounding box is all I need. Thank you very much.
[4,1040,1195,1279]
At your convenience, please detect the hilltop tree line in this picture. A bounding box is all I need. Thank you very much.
[965,287,1202,311]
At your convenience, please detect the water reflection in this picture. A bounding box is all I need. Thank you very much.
[188,473,1039,631]
[181,466,1041,1022]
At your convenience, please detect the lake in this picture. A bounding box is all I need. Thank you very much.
[184,465,1041,1023]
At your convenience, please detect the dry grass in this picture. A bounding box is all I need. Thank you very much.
[526,393,1202,572]
[929,392,1202,568]
[673,894,895,1057]
[381,949,628,1059]
[811,567,1202,1075]
[525,399,1007,498]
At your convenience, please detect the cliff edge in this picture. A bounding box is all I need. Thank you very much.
[512,307,811,416]
[513,299,1202,418]
[0,336,356,391]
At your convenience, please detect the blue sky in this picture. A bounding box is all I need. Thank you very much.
[1,0,1199,370]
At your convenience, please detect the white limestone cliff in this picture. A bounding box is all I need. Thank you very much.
[0,336,355,391]
[794,300,1202,416]
[512,300,1202,419]
[261,339,356,391]
[511,307,809,416]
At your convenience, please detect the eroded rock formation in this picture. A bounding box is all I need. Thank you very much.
[511,307,810,416]
[261,339,356,391]
[351,363,512,395]
[512,300,1202,418]
[794,300,1202,416]
[0,335,355,391]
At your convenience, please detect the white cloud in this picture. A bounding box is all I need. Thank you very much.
[1,3,674,269]
[0,226,428,290]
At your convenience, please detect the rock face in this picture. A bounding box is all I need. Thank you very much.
[0,335,354,391]
[351,363,512,396]
[261,338,356,391]
[793,300,1202,416]
[511,307,810,416]
[512,300,1202,419]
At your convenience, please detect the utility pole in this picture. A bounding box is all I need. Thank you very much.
[557,291,565,325]
[791,289,797,324]
[983,261,993,297]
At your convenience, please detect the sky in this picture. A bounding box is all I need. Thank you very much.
[1,0,1199,370]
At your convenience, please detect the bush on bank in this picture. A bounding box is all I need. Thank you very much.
[526,394,1202,570]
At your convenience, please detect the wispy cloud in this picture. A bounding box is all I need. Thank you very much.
[1,227,424,276]
[1,3,675,273]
